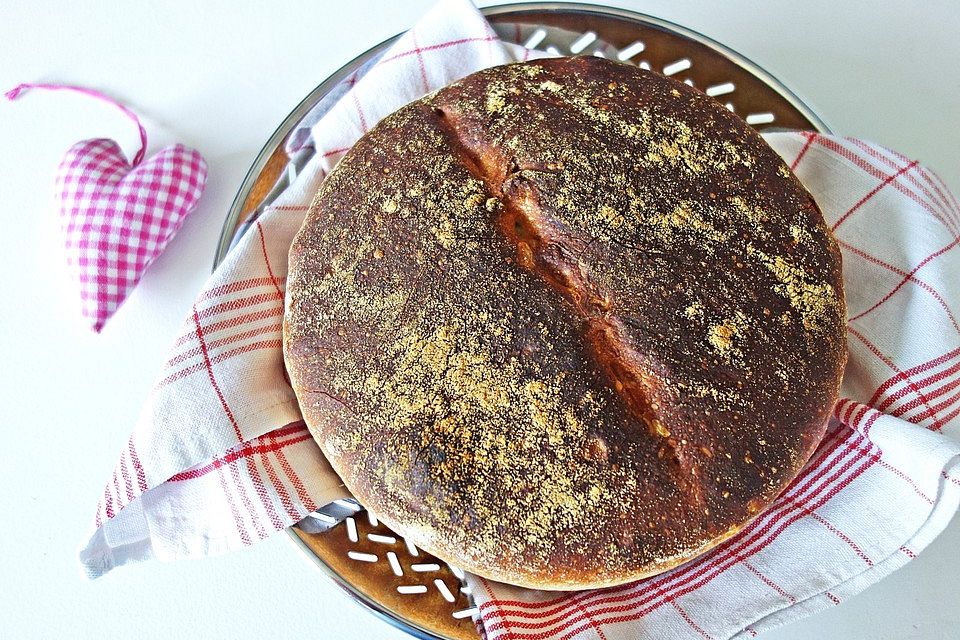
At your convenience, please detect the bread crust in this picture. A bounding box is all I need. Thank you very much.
[284,57,846,590]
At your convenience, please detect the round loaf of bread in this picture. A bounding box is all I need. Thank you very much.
[284,56,846,590]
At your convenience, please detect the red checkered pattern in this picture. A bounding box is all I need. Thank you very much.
[79,193,347,576]
[56,139,206,332]
[78,2,960,638]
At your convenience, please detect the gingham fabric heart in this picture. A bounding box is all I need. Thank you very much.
[5,82,208,332]
[56,138,207,331]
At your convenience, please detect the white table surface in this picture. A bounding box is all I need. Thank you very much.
[1,1,958,638]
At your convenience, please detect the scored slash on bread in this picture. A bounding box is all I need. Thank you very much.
[284,57,846,590]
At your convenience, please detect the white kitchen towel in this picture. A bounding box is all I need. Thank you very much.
[80,1,960,639]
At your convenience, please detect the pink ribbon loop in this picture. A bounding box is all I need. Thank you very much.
[4,82,149,166]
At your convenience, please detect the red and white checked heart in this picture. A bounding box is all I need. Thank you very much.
[57,139,206,332]
[78,1,960,638]
[6,81,209,333]
[3,82,207,332]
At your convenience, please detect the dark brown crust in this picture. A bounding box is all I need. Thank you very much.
[284,57,846,590]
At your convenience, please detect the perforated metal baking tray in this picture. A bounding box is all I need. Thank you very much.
[214,4,830,638]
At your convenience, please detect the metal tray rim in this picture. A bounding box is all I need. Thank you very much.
[214,3,833,638]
